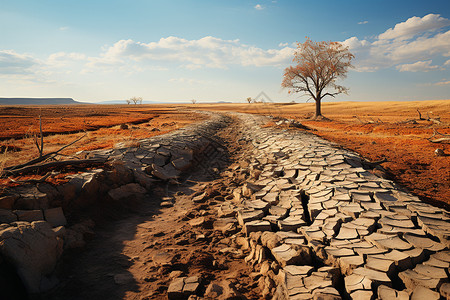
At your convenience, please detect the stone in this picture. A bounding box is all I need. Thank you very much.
[352,267,391,287]
[243,220,271,235]
[369,250,412,271]
[344,274,372,294]
[43,207,67,227]
[151,163,180,180]
[365,233,412,251]
[411,286,440,300]
[338,255,365,275]
[271,244,312,267]
[152,251,174,266]
[0,221,63,293]
[350,290,373,300]
[414,264,448,279]
[204,280,244,299]
[108,183,146,201]
[399,269,445,291]
[278,216,307,231]
[365,256,395,277]
[260,231,282,249]
[0,209,18,223]
[335,227,359,240]
[440,283,450,299]
[171,157,192,171]
[403,233,446,252]
[312,287,341,300]
[14,210,44,222]
[189,217,205,227]
[377,285,409,300]
[237,209,264,226]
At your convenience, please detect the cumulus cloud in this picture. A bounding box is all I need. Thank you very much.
[88,36,294,70]
[396,60,441,72]
[378,14,450,40]
[358,21,368,25]
[278,42,289,47]
[254,4,263,10]
[0,50,39,74]
[343,14,450,72]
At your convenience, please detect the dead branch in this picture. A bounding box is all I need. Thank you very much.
[5,133,87,171]
[8,171,57,184]
[354,116,366,124]
[3,158,107,177]
[416,109,425,120]
[427,129,450,143]
[429,138,450,143]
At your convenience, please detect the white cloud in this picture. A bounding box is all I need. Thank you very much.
[88,36,294,70]
[358,21,368,25]
[396,60,441,72]
[59,26,69,31]
[254,4,263,10]
[444,59,450,66]
[278,42,289,47]
[343,14,450,72]
[48,52,87,67]
[435,80,450,86]
[0,50,40,74]
[378,13,450,41]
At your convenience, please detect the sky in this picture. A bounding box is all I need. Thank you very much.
[0,0,449,103]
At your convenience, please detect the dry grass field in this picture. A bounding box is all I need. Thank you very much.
[1,100,449,208]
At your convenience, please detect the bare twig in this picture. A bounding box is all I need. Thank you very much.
[428,129,450,143]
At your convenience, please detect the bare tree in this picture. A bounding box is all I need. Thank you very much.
[126,99,131,105]
[130,97,143,105]
[246,97,252,103]
[282,37,354,119]
[191,99,197,104]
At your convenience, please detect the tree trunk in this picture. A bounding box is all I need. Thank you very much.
[314,98,322,118]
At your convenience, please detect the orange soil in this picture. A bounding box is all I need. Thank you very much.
[193,100,450,208]
[0,105,206,188]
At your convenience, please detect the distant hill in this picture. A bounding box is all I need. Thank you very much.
[0,98,82,105]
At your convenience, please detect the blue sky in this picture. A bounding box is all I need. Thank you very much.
[0,0,449,103]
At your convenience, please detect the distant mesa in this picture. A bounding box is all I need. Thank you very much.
[0,98,81,105]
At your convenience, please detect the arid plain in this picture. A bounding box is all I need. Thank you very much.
[1,100,449,208]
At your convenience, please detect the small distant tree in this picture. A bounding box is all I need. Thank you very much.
[246,97,252,103]
[282,37,354,119]
[126,99,131,105]
[191,99,197,104]
[130,97,143,105]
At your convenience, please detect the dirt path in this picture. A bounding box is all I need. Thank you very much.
[45,116,260,300]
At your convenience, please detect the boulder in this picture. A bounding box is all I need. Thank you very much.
[0,221,63,293]
[43,207,67,227]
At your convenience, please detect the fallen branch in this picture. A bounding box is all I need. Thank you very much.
[427,129,450,143]
[8,171,58,184]
[3,157,107,177]
[5,133,86,171]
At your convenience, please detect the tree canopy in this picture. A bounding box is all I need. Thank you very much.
[282,38,354,118]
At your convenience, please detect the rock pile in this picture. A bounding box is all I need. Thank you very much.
[223,113,449,299]
[0,112,231,295]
